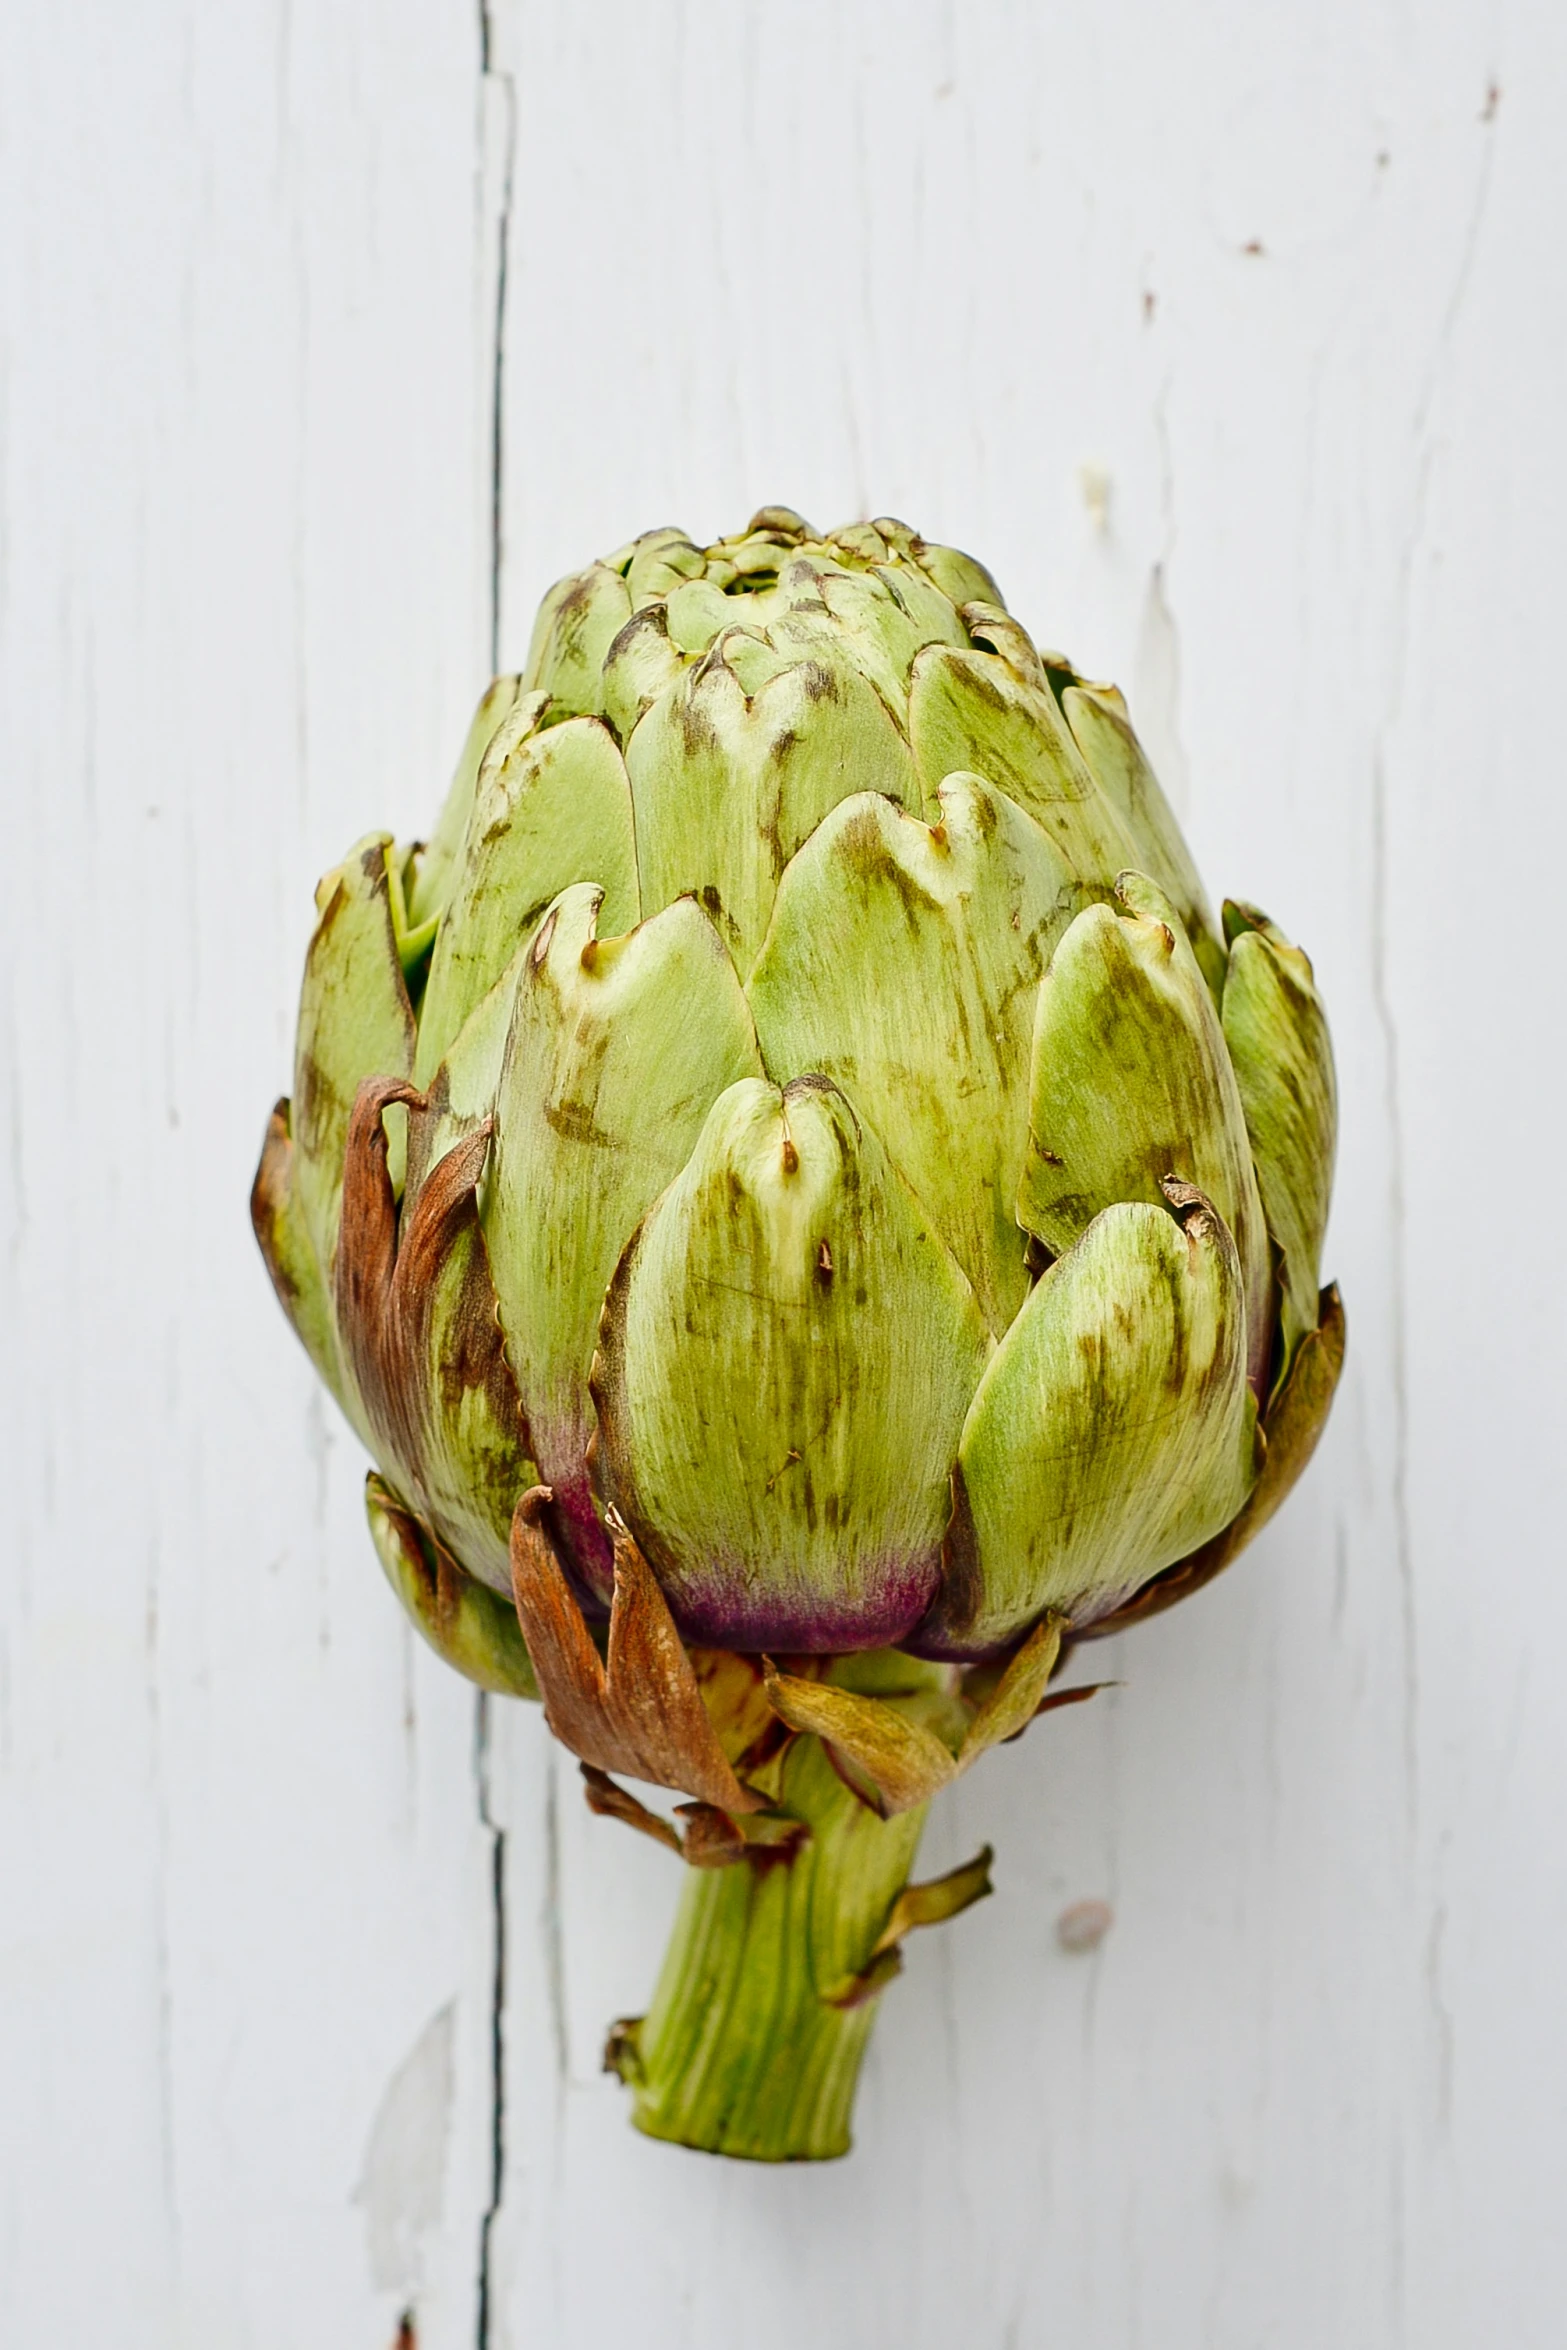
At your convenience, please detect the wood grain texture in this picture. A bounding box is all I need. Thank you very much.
[4,3,1564,2345]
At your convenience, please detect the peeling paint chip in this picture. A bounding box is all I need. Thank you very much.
[357,2003,456,2296]
[1057,1896,1114,1953]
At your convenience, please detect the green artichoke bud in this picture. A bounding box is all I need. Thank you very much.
[253,508,1343,2159]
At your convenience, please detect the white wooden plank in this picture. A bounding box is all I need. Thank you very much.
[0,5,502,2345]
[481,5,1567,2346]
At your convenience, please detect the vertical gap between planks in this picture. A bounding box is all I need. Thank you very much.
[480,0,515,680]
[474,1695,507,2350]
[474,14,515,2340]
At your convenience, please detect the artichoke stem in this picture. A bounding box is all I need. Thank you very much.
[611,1735,927,2160]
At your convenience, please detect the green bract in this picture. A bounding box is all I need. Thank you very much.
[253,508,1344,2159]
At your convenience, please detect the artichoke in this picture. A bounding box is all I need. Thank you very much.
[252,507,1342,2161]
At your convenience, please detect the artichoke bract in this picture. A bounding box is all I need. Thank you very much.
[253,508,1343,2160]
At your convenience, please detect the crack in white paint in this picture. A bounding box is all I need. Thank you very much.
[473,1697,507,2350]
[1370,82,1501,1848]
[1366,84,1501,2350]
[358,2003,456,2299]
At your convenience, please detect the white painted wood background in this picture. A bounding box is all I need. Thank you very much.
[3,3,1560,2344]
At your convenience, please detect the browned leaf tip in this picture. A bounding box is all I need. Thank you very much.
[580,1763,683,1856]
[334,1074,422,1358]
[511,1489,762,1813]
[333,1073,524,1520]
[673,1802,751,1869]
[579,1762,750,1868]
[1029,1680,1116,1721]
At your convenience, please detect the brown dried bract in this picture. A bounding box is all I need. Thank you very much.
[339,1078,486,1445]
[511,1489,763,1813]
[333,1073,526,1537]
[580,1762,750,1868]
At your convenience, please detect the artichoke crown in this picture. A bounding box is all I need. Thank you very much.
[254,507,1340,1672]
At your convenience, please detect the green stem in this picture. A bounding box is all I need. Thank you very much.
[610,1736,927,2161]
